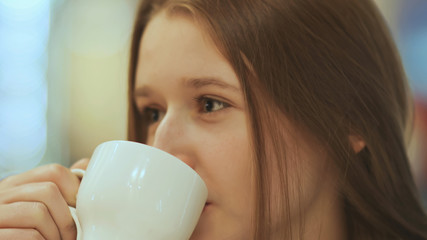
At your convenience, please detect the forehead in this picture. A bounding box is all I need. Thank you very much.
[140,11,207,55]
[135,10,239,89]
[139,10,217,63]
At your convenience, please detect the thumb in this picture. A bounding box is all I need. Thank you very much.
[70,158,90,170]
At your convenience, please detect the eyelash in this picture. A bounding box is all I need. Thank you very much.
[142,96,230,124]
[193,96,230,114]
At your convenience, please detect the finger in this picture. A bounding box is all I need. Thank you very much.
[70,158,90,170]
[0,202,60,240]
[0,228,46,240]
[0,183,77,240]
[0,164,80,206]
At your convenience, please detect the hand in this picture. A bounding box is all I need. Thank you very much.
[70,158,90,171]
[0,159,89,240]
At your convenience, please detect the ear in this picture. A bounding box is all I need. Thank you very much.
[349,135,366,153]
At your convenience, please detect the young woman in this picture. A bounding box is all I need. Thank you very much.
[1,0,426,239]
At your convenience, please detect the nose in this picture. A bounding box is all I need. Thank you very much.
[151,111,196,169]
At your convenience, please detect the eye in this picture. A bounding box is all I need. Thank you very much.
[196,96,230,113]
[144,107,162,124]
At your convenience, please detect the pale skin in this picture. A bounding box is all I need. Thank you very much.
[0,10,363,240]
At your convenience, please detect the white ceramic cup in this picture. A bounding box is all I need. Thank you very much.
[69,140,208,240]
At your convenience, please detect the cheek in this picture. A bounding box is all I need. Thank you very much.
[204,132,248,158]
[199,117,255,206]
[196,112,252,171]
[189,116,255,238]
[201,125,253,186]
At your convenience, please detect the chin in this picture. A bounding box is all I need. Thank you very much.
[189,205,249,240]
[189,204,217,240]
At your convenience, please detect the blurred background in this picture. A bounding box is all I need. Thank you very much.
[0,0,426,207]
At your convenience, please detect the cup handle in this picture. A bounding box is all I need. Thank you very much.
[71,168,85,180]
[70,169,85,240]
[69,206,82,240]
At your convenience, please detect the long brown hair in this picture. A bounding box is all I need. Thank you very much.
[127,0,427,239]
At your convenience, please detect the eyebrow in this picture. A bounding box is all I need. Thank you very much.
[134,86,152,98]
[184,77,240,92]
[133,77,240,98]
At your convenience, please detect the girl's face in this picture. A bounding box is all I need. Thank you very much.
[133,11,254,239]
[133,10,339,240]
